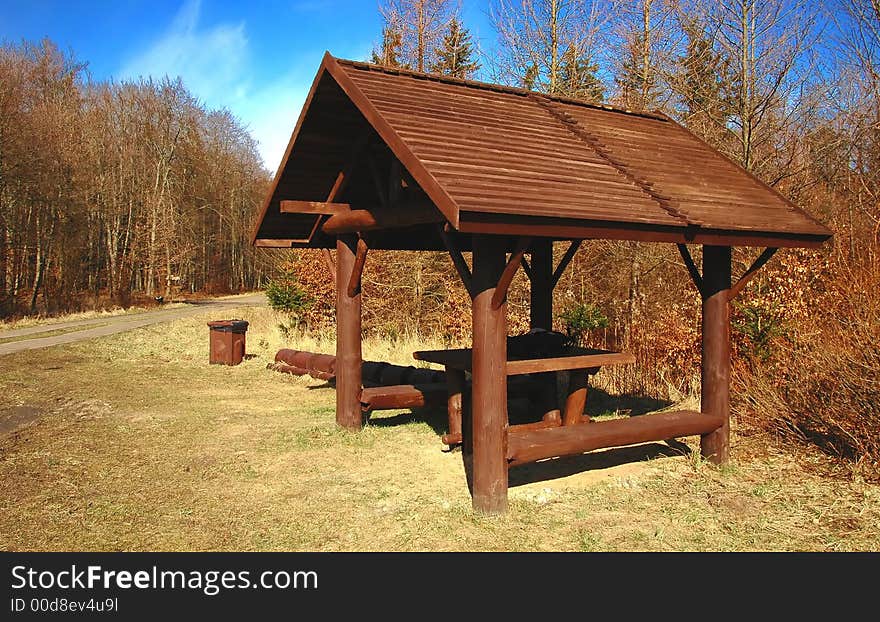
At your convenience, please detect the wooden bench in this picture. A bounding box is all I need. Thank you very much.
[359,383,448,413]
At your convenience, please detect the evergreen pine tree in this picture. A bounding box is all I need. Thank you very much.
[674,19,728,143]
[371,24,406,68]
[430,18,480,78]
[559,44,605,102]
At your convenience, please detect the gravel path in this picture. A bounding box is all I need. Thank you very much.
[0,293,266,356]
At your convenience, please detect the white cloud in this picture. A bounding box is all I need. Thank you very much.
[118,0,372,170]
[120,0,250,105]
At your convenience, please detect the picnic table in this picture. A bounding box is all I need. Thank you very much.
[413,346,636,445]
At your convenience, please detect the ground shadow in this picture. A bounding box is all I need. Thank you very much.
[366,404,449,438]
[585,386,672,417]
[508,442,690,487]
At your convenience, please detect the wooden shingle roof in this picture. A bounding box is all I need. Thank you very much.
[252,53,831,249]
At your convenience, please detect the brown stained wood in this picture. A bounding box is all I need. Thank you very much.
[256,56,833,249]
[491,237,531,310]
[254,239,297,248]
[700,245,731,463]
[439,226,473,297]
[322,204,443,235]
[445,418,561,446]
[552,240,581,287]
[413,348,635,375]
[470,235,509,514]
[346,236,368,298]
[445,368,465,446]
[359,383,447,412]
[336,235,363,430]
[280,200,351,214]
[729,247,778,300]
[677,244,704,296]
[322,55,461,226]
[457,212,828,249]
[562,372,589,426]
[507,410,724,466]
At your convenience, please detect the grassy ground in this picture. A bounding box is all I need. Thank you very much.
[1,306,878,551]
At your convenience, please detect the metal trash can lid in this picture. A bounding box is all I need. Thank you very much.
[207,319,249,332]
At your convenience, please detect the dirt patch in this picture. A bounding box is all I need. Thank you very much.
[0,405,44,435]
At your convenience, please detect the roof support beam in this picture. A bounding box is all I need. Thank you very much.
[439,226,473,297]
[346,236,369,298]
[520,257,532,281]
[254,239,298,248]
[491,237,531,310]
[321,203,443,235]
[551,240,581,288]
[280,200,350,215]
[677,243,704,297]
[729,247,778,300]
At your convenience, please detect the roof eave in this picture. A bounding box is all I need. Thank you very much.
[251,51,337,245]
[323,56,461,228]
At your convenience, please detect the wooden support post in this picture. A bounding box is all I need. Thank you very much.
[442,367,465,446]
[562,372,588,426]
[700,245,731,463]
[336,235,363,430]
[530,239,553,330]
[470,235,509,514]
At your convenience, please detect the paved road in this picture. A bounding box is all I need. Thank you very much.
[0,293,267,356]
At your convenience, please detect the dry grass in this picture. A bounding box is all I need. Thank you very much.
[0,303,185,330]
[0,306,878,551]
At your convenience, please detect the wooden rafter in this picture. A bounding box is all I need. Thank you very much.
[729,247,778,300]
[491,237,532,309]
[439,226,473,297]
[280,200,350,214]
[322,203,443,235]
[346,236,369,298]
[520,256,533,282]
[254,239,299,248]
[551,240,581,287]
[677,243,704,296]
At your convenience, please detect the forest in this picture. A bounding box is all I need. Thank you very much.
[1,1,878,476]
[0,40,271,315]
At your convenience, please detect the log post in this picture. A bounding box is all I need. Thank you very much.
[470,235,509,514]
[445,367,465,445]
[700,245,731,463]
[530,239,553,330]
[336,235,363,430]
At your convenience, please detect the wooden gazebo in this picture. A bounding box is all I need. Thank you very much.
[252,53,832,513]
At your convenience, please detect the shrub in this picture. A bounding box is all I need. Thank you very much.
[559,302,609,344]
[264,270,313,335]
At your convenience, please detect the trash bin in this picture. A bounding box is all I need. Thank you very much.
[208,320,249,365]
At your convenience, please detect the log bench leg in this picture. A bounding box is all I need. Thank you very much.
[442,367,465,446]
[563,371,588,426]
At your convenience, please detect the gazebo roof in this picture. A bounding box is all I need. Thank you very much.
[252,53,832,250]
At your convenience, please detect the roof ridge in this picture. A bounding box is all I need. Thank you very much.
[334,57,668,122]
[528,94,694,226]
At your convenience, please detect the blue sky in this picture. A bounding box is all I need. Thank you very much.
[0,1,496,171]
